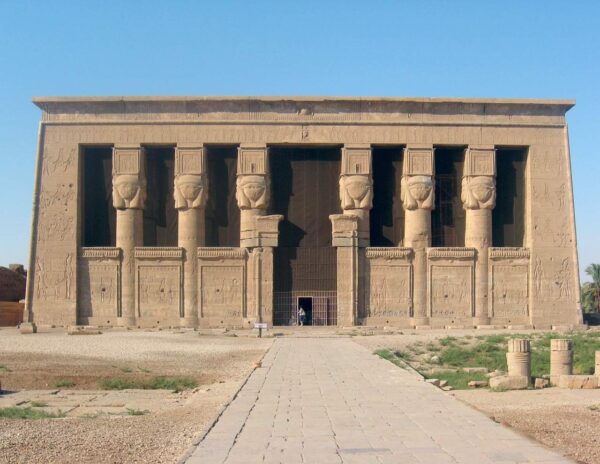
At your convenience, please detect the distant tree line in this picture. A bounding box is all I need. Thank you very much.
[582,264,600,313]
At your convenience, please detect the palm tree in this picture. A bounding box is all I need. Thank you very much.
[583,264,600,312]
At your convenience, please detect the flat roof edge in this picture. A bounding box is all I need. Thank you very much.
[31,95,576,109]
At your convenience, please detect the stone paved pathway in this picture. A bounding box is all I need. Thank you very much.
[186,338,572,463]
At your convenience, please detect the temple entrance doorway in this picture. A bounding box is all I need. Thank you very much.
[270,146,340,326]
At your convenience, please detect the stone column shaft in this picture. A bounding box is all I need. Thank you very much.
[112,146,146,328]
[405,209,431,324]
[462,146,496,326]
[117,209,143,325]
[174,146,207,328]
[402,145,434,327]
[465,208,492,324]
[506,339,531,380]
[550,339,573,384]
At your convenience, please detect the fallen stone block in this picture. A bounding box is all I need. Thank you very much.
[486,369,503,378]
[464,367,488,374]
[534,378,549,389]
[468,380,488,389]
[425,378,440,387]
[67,326,102,335]
[489,375,529,390]
[438,380,448,388]
[558,375,598,389]
[442,385,453,391]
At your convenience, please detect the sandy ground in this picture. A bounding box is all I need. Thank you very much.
[0,328,272,464]
[355,331,600,464]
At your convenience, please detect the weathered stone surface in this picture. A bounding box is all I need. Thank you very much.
[558,375,598,389]
[24,97,582,330]
[489,375,529,390]
[468,380,488,388]
[464,367,488,373]
[534,378,549,389]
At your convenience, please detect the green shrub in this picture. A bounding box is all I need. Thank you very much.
[0,407,65,419]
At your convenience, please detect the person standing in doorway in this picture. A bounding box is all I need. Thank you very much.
[298,305,306,326]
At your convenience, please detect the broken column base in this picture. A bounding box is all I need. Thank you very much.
[19,322,37,334]
[558,375,598,389]
[489,375,529,390]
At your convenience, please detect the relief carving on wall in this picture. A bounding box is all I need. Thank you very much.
[138,265,181,318]
[236,175,269,209]
[491,265,528,318]
[78,261,118,318]
[401,175,434,210]
[430,266,472,318]
[43,147,75,177]
[368,265,411,318]
[35,253,74,301]
[461,176,496,210]
[339,175,373,210]
[533,257,573,301]
[201,266,244,318]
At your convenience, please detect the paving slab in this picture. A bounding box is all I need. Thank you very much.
[185,338,573,464]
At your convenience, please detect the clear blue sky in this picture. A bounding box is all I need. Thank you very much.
[0,1,598,281]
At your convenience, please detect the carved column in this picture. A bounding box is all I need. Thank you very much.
[175,145,207,328]
[401,145,434,327]
[236,144,270,248]
[340,145,373,246]
[113,146,146,327]
[332,145,372,326]
[462,146,496,326]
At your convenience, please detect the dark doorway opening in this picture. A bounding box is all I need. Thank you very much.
[144,146,177,246]
[370,146,405,246]
[205,145,240,247]
[493,148,526,247]
[270,146,340,325]
[432,147,466,247]
[298,297,312,326]
[82,146,115,247]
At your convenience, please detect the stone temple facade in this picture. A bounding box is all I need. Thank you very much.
[22,97,582,331]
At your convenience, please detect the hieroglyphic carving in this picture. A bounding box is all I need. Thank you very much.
[430,266,472,318]
[532,181,567,211]
[532,213,570,246]
[200,266,244,318]
[339,175,373,210]
[365,248,413,259]
[42,146,75,177]
[491,265,528,318]
[78,261,119,318]
[34,253,74,301]
[37,211,75,242]
[197,248,248,259]
[368,265,411,317]
[489,248,530,259]
[401,175,434,210]
[134,247,183,259]
[428,248,476,259]
[137,265,181,319]
[533,257,573,301]
[531,150,564,177]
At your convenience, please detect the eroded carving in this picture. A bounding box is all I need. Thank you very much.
[35,253,74,301]
[461,176,496,209]
[236,175,269,209]
[43,147,74,176]
[174,174,207,209]
[401,175,434,210]
[201,266,244,318]
[492,265,528,318]
[339,175,373,210]
[430,266,472,318]
[368,265,411,317]
[112,174,146,209]
[138,265,181,318]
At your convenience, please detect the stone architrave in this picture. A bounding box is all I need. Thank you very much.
[402,145,434,327]
[113,146,145,327]
[175,145,208,327]
[236,144,271,248]
[462,146,496,326]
